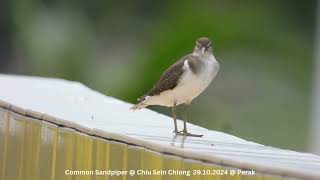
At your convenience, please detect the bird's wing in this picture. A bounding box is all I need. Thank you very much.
[135,54,199,104]
[147,59,185,96]
[148,54,200,97]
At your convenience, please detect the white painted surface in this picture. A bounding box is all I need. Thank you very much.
[0,74,319,179]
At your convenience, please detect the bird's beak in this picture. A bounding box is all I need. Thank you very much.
[201,47,205,55]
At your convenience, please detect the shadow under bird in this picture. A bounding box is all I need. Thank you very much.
[131,37,219,137]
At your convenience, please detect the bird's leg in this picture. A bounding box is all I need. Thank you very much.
[177,103,203,137]
[172,100,179,134]
[182,103,188,133]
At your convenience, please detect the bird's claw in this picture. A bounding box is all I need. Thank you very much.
[174,130,203,137]
[173,129,179,134]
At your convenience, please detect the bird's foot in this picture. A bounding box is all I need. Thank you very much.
[175,130,203,137]
[173,129,179,134]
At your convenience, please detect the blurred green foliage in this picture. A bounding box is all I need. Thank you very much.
[3,0,315,151]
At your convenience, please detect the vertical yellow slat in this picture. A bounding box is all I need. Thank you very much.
[127,145,144,180]
[201,163,222,180]
[241,171,263,180]
[38,121,58,180]
[163,154,183,180]
[143,149,163,180]
[109,141,127,180]
[74,132,93,180]
[0,109,9,180]
[92,137,110,180]
[227,168,242,180]
[241,172,263,180]
[262,174,283,180]
[55,127,76,180]
[219,167,231,180]
[219,167,250,180]
[183,159,202,180]
[4,112,25,180]
[21,117,41,180]
[123,144,128,180]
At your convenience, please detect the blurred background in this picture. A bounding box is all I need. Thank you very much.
[0,0,319,153]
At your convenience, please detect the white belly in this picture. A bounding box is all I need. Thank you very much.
[146,56,219,107]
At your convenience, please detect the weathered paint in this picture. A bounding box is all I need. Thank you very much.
[0,107,310,180]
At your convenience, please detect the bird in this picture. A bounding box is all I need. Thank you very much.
[130,37,219,137]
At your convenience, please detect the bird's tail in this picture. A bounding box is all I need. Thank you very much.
[130,102,148,110]
[130,95,148,110]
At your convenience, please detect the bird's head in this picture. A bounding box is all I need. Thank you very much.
[193,37,213,56]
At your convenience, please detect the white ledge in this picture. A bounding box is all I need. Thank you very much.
[0,74,319,180]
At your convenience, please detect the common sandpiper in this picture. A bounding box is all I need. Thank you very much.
[131,37,220,137]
